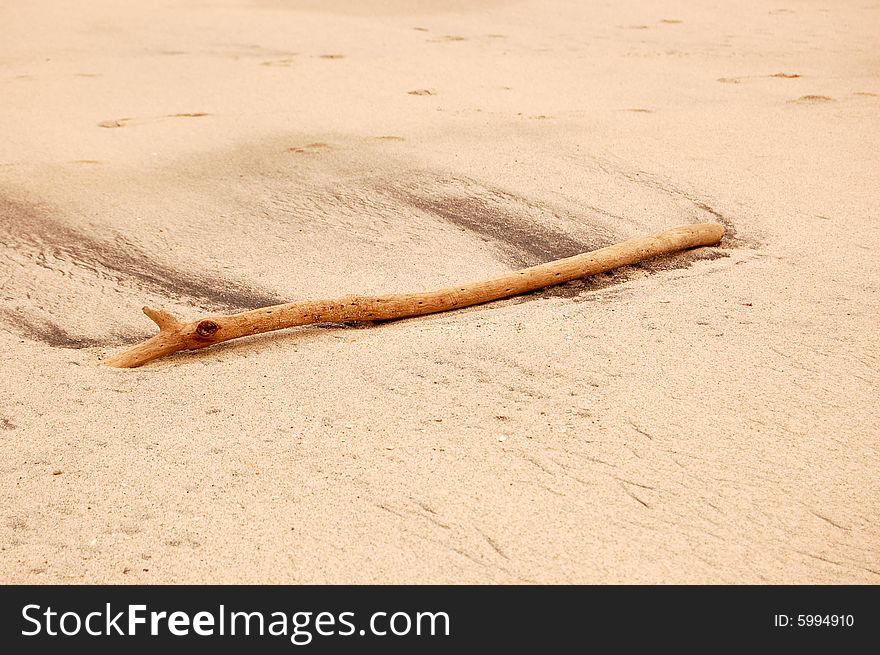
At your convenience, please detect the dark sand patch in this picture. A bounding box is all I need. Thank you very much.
[0,195,283,347]
[389,185,594,266]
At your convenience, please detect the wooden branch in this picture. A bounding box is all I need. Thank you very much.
[105,223,724,368]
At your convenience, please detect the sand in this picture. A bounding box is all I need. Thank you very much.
[1,0,877,583]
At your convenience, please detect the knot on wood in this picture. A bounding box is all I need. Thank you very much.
[195,320,220,338]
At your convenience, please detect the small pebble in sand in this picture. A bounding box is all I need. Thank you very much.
[52,470,62,475]
[498,434,509,442]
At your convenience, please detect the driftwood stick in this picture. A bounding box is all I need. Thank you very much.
[105,223,724,368]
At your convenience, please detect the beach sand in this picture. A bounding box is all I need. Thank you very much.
[1,0,877,583]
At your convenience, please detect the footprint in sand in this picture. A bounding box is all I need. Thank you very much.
[318,54,346,59]
[98,118,132,128]
[260,58,295,67]
[719,73,802,84]
[790,95,834,104]
[287,142,331,154]
[428,35,467,42]
[98,113,210,129]
[408,89,436,96]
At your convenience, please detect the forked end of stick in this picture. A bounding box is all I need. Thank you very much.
[142,306,181,331]
[104,307,186,368]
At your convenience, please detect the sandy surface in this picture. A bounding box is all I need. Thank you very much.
[1,0,878,583]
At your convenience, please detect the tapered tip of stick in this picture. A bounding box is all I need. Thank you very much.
[704,223,725,244]
[143,306,180,331]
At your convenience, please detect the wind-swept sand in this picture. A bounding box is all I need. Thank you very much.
[1,0,877,583]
